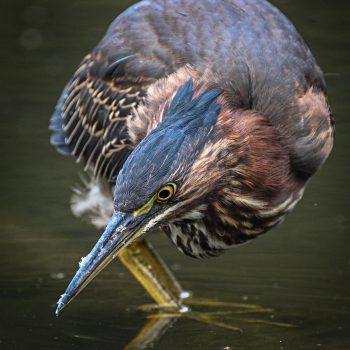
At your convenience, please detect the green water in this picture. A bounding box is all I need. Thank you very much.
[0,0,349,349]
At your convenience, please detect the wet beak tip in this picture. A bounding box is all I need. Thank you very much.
[55,293,69,316]
[55,303,63,317]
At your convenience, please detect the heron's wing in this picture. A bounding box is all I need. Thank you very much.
[50,51,159,182]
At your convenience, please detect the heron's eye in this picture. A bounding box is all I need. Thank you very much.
[156,183,177,203]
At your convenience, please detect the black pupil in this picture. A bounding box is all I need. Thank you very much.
[159,189,171,200]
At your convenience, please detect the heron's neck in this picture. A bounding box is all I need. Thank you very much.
[217,109,295,197]
[193,108,305,246]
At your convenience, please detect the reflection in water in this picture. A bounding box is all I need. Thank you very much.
[125,313,179,350]
[126,298,295,349]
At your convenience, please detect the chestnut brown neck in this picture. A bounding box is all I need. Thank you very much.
[216,107,296,200]
[199,106,306,244]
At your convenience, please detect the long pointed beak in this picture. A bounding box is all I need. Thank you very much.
[55,211,149,316]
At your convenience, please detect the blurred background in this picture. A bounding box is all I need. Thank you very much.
[0,0,349,349]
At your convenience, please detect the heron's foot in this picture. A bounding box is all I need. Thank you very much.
[137,302,186,315]
[138,297,296,332]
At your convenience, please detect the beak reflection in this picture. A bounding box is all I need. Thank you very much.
[55,210,150,316]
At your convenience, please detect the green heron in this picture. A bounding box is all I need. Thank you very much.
[50,0,334,316]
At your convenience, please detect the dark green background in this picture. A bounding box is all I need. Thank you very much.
[0,1,349,349]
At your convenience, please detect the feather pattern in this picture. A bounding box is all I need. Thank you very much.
[50,53,155,181]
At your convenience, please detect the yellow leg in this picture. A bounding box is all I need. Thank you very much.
[118,239,187,311]
[118,242,295,349]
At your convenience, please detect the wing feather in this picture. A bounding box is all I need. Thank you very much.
[50,52,153,182]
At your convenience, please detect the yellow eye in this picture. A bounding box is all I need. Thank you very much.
[156,183,177,203]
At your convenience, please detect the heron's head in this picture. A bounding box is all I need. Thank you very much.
[56,80,226,315]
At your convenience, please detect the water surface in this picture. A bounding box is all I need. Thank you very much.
[0,0,349,349]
